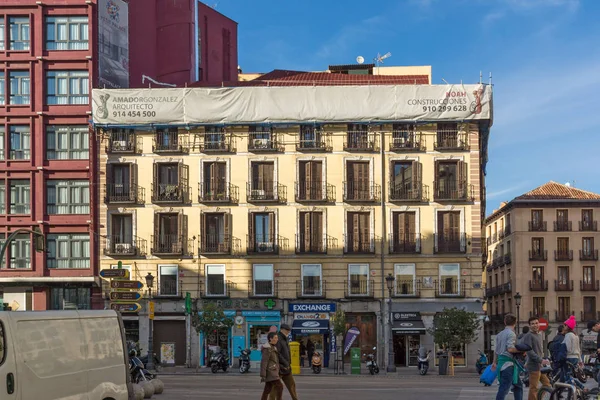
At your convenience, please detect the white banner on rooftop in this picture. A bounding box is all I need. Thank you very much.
[91,84,492,125]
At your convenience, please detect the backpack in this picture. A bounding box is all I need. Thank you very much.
[553,340,568,365]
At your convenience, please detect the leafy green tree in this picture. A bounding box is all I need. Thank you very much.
[191,301,234,335]
[427,307,481,353]
[332,309,346,337]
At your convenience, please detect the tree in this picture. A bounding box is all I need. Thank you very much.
[332,309,346,337]
[427,307,481,352]
[191,301,234,336]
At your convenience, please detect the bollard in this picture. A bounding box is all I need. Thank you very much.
[290,341,301,375]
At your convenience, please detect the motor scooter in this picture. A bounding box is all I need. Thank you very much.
[312,351,322,374]
[210,347,230,373]
[239,347,251,373]
[475,349,489,375]
[418,350,431,375]
[364,347,379,375]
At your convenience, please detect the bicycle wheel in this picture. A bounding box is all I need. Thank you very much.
[537,387,552,400]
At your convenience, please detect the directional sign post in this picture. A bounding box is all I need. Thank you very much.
[110,292,142,301]
[100,269,130,279]
[110,303,141,313]
[149,301,155,320]
[110,280,143,290]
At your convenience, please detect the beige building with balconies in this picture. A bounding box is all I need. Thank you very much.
[484,182,600,348]
[94,70,492,369]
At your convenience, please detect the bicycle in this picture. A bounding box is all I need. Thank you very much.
[537,362,599,400]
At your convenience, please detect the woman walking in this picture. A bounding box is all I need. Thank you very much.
[260,332,283,400]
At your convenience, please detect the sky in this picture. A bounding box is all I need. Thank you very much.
[214,0,600,215]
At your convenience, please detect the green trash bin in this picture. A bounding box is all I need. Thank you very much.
[438,353,449,375]
[351,348,361,375]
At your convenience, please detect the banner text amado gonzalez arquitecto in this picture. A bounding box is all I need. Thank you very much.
[92,84,493,126]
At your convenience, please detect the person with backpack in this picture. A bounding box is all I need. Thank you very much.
[521,316,550,400]
[563,316,582,366]
[492,313,524,400]
[548,324,565,366]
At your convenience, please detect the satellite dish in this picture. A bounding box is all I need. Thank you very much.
[356,56,364,64]
[565,182,571,187]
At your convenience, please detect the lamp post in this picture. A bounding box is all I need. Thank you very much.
[514,292,522,334]
[145,272,155,370]
[385,273,396,373]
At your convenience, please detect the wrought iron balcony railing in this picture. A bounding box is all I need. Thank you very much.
[580,220,598,231]
[105,183,145,204]
[201,279,235,299]
[580,249,599,261]
[435,279,466,297]
[389,182,429,202]
[529,280,548,291]
[152,132,189,153]
[529,250,547,261]
[434,131,469,151]
[198,133,235,153]
[345,279,375,298]
[248,280,278,298]
[103,235,147,257]
[433,181,474,201]
[344,234,375,254]
[554,280,573,291]
[199,233,232,255]
[296,279,326,299]
[394,280,421,297]
[528,221,547,231]
[151,234,184,256]
[151,183,187,203]
[555,250,573,261]
[248,133,284,152]
[343,181,381,202]
[343,131,378,151]
[554,221,572,232]
[295,180,336,202]
[198,182,239,203]
[246,182,287,203]
[434,233,466,253]
[389,233,421,254]
[389,132,424,151]
[295,234,336,254]
[580,280,600,291]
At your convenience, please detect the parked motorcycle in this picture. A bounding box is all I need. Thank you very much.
[583,354,600,383]
[239,347,251,374]
[418,350,431,375]
[364,347,380,375]
[475,349,489,375]
[139,352,162,371]
[129,349,156,384]
[311,351,322,374]
[210,347,230,373]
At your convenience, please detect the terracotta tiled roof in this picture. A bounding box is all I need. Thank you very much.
[515,181,600,200]
[189,69,429,87]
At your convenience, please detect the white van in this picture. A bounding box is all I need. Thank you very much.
[0,310,133,400]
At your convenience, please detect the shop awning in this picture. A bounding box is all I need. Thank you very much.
[292,319,330,334]
[392,319,426,335]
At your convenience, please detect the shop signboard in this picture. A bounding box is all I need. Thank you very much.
[289,303,336,313]
[294,312,329,320]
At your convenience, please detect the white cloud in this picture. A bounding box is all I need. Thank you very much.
[315,15,387,60]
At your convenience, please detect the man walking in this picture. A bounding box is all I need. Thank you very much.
[269,324,299,400]
[521,316,550,400]
[492,313,524,400]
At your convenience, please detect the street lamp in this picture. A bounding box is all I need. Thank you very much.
[385,273,396,373]
[145,272,155,370]
[514,292,522,334]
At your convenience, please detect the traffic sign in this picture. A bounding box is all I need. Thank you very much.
[100,269,130,279]
[110,302,141,313]
[109,292,142,301]
[110,280,143,290]
[149,301,155,320]
[538,317,549,331]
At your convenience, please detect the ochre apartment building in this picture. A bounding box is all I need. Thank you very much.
[485,182,600,349]
[95,69,493,369]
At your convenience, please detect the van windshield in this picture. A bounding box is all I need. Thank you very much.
[0,321,5,365]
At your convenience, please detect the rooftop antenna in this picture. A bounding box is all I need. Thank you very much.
[142,75,176,88]
[441,78,449,84]
[479,71,483,84]
[356,56,365,65]
[489,72,493,85]
[374,52,391,69]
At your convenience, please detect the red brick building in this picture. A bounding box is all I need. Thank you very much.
[0,0,237,311]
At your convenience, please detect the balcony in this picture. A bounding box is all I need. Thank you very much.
[296,279,326,299]
[201,279,234,299]
[157,280,181,298]
[582,311,600,323]
[389,182,429,202]
[529,250,548,261]
[343,131,378,152]
[580,220,598,232]
[555,250,573,261]
[492,256,505,269]
[433,132,469,151]
[246,182,287,203]
[152,133,189,153]
[580,249,599,261]
[554,221,572,232]
[529,280,548,291]
[433,181,474,202]
[528,221,547,232]
[555,310,575,323]
[492,233,498,243]
[151,235,184,256]
[344,234,375,254]
[296,132,332,152]
[580,280,600,291]
[198,182,239,204]
[394,280,421,297]
[554,280,574,291]
[389,132,424,151]
[105,183,145,204]
[199,234,232,255]
[247,235,287,255]
[295,234,335,254]
[389,233,421,254]
[295,181,336,203]
[198,134,235,153]
[504,253,512,265]
[504,226,512,236]
[106,133,141,154]
[344,279,375,298]
[248,133,283,152]
[498,282,512,295]
[248,280,278,298]
[103,235,147,257]
[343,181,381,202]
[434,279,466,297]
[151,183,187,204]
[434,233,466,254]
[485,285,498,298]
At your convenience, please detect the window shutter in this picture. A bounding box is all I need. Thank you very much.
[406,212,416,237]
[352,212,360,251]
[313,161,323,199]
[179,163,189,202]
[397,212,406,240]
[153,213,160,246]
[265,163,274,196]
[216,163,226,194]
[178,212,185,254]
[223,213,231,251]
[251,163,259,191]
[302,212,311,251]
[313,212,323,251]
[248,213,254,251]
[200,212,206,250]
[458,161,467,188]
[152,162,158,192]
[129,163,136,200]
[411,161,421,194]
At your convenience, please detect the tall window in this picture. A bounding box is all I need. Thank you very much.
[9,17,29,50]
[10,234,30,269]
[0,18,4,50]
[297,160,323,200]
[9,71,30,105]
[298,211,324,253]
[46,125,89,160]
[0,182,4,214]
[47,180,90,214]
[584,297,597,321]
[0,72,4,104]
[46,16,89,50]
[201,161,227,200]
[532,266,544,283]
[395,264,416,295]
[583,266,595,286]
[557,266,569,287]
[531,237,544,257]
[533,297,545,317]
[583,237,595,256]
[348,264,369,296]
[346,161,370,200]
[159,265,178,296]
[249,212,275,253]
[46,71,89,105]
[558,297,571,320]
[582,209,594,231]
[206,264,226,296]
[47,234,91,269]
[346,211,371,253]
[9,180,30,214]
[51,287,90,310]
[298,125,323,149]
[301,264,322,296]
[390,161,422,200]
[531,210,544,230]
[200,212,230,253]
[110,214,133,252]
[392,211,418,253]
[250,162,275,199]
[253,264,274,296]
[9,125,30,159]
[436,211,462,252]
[439,263,460,295]
[204,126,226,150]
[153,213,182,254]
[557,237,570,254]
